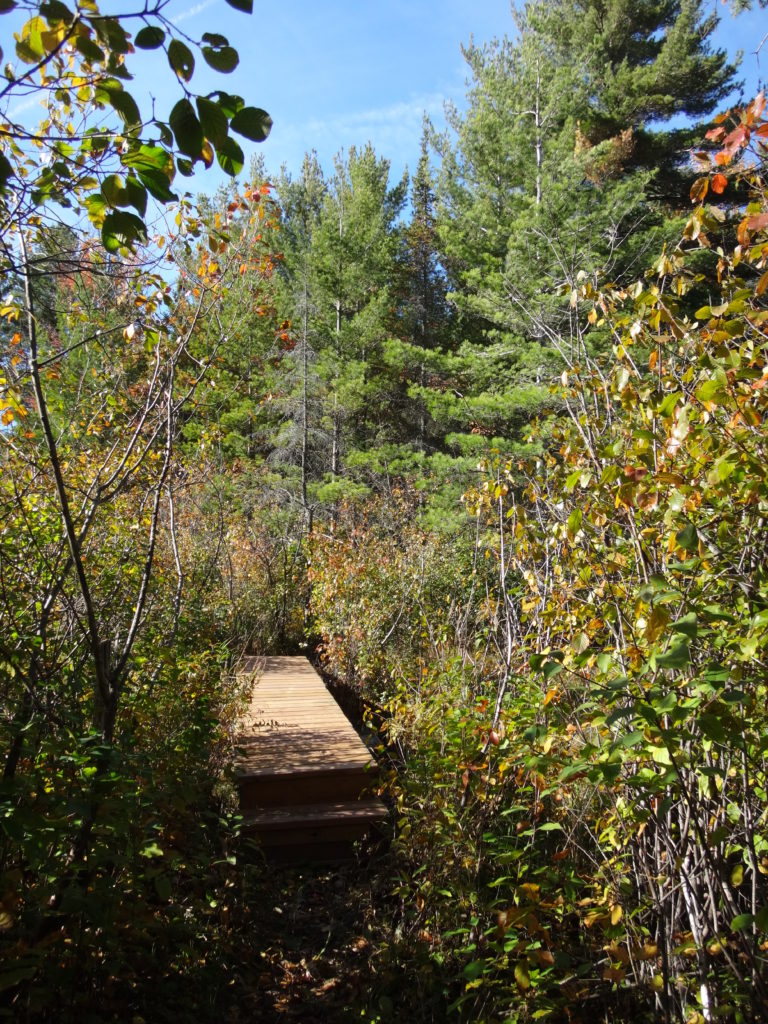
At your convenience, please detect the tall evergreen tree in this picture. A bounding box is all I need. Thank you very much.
[309,145,407,500]
[274,151,328,530]
[435,0,738,444]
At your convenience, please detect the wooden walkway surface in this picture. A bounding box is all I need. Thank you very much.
[235,656,386,857]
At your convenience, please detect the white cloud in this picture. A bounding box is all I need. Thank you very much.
[171,0,216,25]
[263,91,450,180]
[8,95,42,119]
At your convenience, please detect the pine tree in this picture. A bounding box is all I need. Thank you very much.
[435,0,738,446]
[274,151,328,531]
[309,145,407,502]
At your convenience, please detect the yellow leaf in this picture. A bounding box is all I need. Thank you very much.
[514,962,530,991]
[689,176,709,204]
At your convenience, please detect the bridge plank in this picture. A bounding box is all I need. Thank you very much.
[236,656,376,777]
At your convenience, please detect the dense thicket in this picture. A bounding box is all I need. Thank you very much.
[2,0,767,1021]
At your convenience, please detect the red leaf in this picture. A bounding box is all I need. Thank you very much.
[747,213,768,233]
[748,91,766,121]
[723,124,748,152]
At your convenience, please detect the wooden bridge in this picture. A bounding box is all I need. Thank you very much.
[235,655,387,858]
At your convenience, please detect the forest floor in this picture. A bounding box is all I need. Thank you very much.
[220,833,447,1024]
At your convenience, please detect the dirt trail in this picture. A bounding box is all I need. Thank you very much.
[225,842,403,1023]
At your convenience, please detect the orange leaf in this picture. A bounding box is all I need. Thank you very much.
[711,173,728,194]
[748,213,768,233]
[756,271,768,297]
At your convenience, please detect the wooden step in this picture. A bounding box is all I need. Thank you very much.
[236,763,377,809]
[242,798,388,851]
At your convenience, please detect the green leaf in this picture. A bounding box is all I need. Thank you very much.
[134,25,165,49]
[139,842,164,858]
[168,38,195,82]
[212,91,244,119]
[101,173,125,207]
[16,37,42,63]
[730,913,754,932]
[464,960,485,981]
[215,135,244,176]
[224,0,253,11]
[84,192,109,223]
[0,152,13,191]
[169,98,203,158]
[699,714,726,743]
[108,88,141,130]
[567,508,582,538]
[230,106,272,142]
[695,379,725,403]
[94,17,130,55]
[39,0,72,21]
[196,96,228,148]
[135,165,176,203]
[202,44,239,73]
[101,210,147,252]
[671,612,697,640]
[124,176,147,218]
[124,143,170,172]
[73,34,104,63]
[616,730,644,748]
[658,391,682,417]
[655,642,690,669]
[0,0,17,12]
[675,524,698,552]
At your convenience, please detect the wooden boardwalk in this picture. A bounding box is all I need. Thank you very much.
[235,656,386,858]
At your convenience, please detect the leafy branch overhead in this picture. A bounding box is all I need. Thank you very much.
[0,0,271,252]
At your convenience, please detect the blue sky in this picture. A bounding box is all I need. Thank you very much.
[4,0,767,195]
[169,0,767,191]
